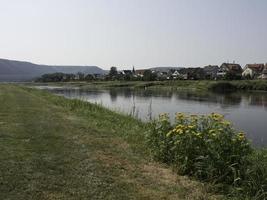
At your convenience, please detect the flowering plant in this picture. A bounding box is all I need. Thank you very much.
[146,112,252,184]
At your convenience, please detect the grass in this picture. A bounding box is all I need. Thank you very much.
[0,84,222,200]
[149,80,267,92]
[27,80,267,92]
[24,81,165,90]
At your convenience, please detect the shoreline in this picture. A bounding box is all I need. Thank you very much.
[22,79,267,93]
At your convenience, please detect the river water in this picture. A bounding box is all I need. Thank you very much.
[36,86,267,147]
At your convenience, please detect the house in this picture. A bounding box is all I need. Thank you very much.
[171,70,181,79]
[258,64,267,79]
[117,70,124,75]
[135,69,146,77]
[217,63,242,79]
[203,65,219,79]
[242,64,265,79]
[178,68,205,80]
[156,71,168,80]
[122,70,133,75]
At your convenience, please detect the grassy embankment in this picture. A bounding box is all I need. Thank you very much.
[29,80,267,91]
[0,85,222,200]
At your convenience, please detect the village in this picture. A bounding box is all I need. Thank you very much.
[37,62,267,82]
[116,62,267,81]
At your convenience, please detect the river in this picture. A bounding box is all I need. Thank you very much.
[36,85,267,147]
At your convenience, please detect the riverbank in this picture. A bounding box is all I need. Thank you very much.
[30,80,267,92]
[0,85,221,200]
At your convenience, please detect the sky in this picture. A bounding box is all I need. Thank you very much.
[0,0,267,70]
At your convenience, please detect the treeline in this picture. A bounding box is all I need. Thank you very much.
[35,69,158,82]
[35,72,99,82]
[107,67,157,81]
[36,65,267,83]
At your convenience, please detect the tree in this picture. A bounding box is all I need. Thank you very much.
[143,70,157,81]
[225,72,242,80]
[77,72,85,80]
[84,74,95,81]
[109,67,118,77]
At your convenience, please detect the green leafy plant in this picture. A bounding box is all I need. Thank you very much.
[146,113,252,184]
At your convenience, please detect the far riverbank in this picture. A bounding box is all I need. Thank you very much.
[27,80,267,92]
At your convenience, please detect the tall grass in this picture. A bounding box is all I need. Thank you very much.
[209,80,267,92]
[209,82,237,92]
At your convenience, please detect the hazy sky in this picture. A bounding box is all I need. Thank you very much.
[0,0,267,69]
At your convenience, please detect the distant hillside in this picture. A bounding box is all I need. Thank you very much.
[0,58,105,82]
[149,67,183,73]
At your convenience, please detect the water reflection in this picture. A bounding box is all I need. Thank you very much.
[40,86,267,147]
[109,89,118,102]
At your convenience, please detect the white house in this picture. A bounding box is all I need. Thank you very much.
[258,64,267,79]
[242,64,265,79]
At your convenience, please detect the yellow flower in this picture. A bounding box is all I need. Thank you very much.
[237,132,245,141]
[210,113,223,121]
[195,132,202,137]
[188,125,195,129]
[176,112,185,120]
[176,124,184,129]
[159,113,169,121]
[190,114,198,121]
[222,120,231,126]
[159,113,168,117]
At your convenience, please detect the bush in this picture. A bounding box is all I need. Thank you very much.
[209,82,237,92]
[234,81,267,91]
[146,113,252,185]
[146,113,267,199]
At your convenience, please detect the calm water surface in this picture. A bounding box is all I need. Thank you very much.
[36,86,267,147]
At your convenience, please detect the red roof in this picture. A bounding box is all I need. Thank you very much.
[221,63,242,71]
[135,69,146,75]
[245,64,265,73]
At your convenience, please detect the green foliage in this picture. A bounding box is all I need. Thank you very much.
[224,72,242,80]
[209,82,237,92]
[143,70,157,81]
[84,74,95,81]
[37,72,76,82]
[146,113,252,184]
[240,150,267,199]
[145,114,173,163]
[145,113,267,199]
[233,80,267,91]
[109,66,118,78]
[208,80,267,92]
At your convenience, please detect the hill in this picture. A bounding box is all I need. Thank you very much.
[0,58,105,81]
[149,66,182,73]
